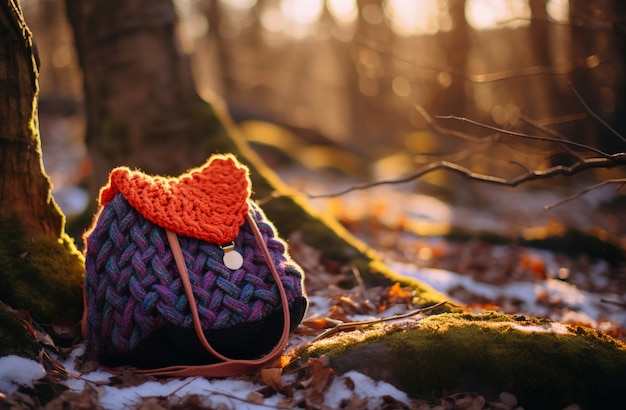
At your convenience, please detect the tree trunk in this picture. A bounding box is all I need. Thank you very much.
[0,0,62,239]
[0,0,83,326]
[64,0,447,302]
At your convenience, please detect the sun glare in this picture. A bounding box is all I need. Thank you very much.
[219,0,257,11]
[546,0,569,23]
[225,0,569,42]
[261,0,325,39]
[280,0,323,25]
[384,0,452,37]
[465,0,531,30]
[327,0,358,25]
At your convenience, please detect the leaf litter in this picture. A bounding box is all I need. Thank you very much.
[3,189,623,409]
[2,258,528,410]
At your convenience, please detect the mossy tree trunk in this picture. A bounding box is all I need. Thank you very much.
[294,312,626,409]
[64,0,446,302]
[0,0,62,239]
[0,0,83,326]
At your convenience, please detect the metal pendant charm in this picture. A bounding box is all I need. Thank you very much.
[222,242,243,270]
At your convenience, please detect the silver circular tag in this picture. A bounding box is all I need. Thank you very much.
[223,250,243,270]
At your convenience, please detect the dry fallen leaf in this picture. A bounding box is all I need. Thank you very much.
[260,367,283,393]
[44,383,104,410]
[297,354,334,409]
[300,314,340,330]
[245,391,265,405]
[327,305,352,323]
[385,282,413,307]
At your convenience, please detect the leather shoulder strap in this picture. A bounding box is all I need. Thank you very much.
[131,211,291,377]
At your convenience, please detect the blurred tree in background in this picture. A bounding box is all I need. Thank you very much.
[27,0,625,179]
[21,0,625,225]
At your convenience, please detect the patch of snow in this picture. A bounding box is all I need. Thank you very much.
[393,263,626,328]
[324,371,410,409]
[60,343,413,410]
[307,295,332,314]
[0,355,46,395]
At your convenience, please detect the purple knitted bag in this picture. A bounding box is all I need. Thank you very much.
[82,159,307,372]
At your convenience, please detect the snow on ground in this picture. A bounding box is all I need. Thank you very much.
[394,263,626,329]
[0,356,46,395]
[1,346,408,409]
[4,160,621,407]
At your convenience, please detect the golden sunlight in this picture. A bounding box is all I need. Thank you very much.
[546,0,569,23]
[280,0,323,25]
[327,0,358,25]
[261,0,324,39]
[465,0,531,30]
[219,0,257,11]
[383,0,452,36]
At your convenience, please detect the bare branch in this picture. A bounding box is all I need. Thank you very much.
[569,83,626,144]
[495,16,616,33]
[509,160,533,174]
[357,36,574,84]
[435,115,615,158]
[304,155,626,199]
[526,112,587,127]
[414,143,494,164]
[521,114,581,157]
[544,178,626,210]
[414,105,495,144]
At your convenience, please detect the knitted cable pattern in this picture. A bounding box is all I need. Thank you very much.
[84,193,305,356]
[99,154,250,245]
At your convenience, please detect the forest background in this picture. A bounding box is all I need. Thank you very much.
[25,0,626,240]
[3,0,626,408]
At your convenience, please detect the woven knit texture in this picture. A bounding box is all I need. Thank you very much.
[99,154,250,244]
[84,193,306,356]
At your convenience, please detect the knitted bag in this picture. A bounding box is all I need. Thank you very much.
[82,154,307,376]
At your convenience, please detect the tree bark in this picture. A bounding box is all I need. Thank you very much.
[65,0,218,187]
[0,0,63,239]
[0,0,83,326]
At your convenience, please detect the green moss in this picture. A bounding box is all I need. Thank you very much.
[0,218,84,324]
[0,306,39,359]
[297,312,626,409]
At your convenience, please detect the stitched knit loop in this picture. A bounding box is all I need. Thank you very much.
[84,193,305,356]
[99,154,250,245]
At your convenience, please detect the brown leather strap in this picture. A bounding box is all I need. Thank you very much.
[130,211,291,377]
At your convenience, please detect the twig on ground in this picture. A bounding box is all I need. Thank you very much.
[600,298,626,309]
[310,301,448,343]
[351,266,368,302]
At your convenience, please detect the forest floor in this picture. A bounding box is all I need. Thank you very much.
[277,163,626,342]
[2,114,624,409]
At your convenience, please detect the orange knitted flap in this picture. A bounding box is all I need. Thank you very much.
[99,154,251,244]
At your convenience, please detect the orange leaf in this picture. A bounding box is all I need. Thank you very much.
[388,282,412,299]
[337,296,360,314]
[261,367,283,392]
[301,315,336,330]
